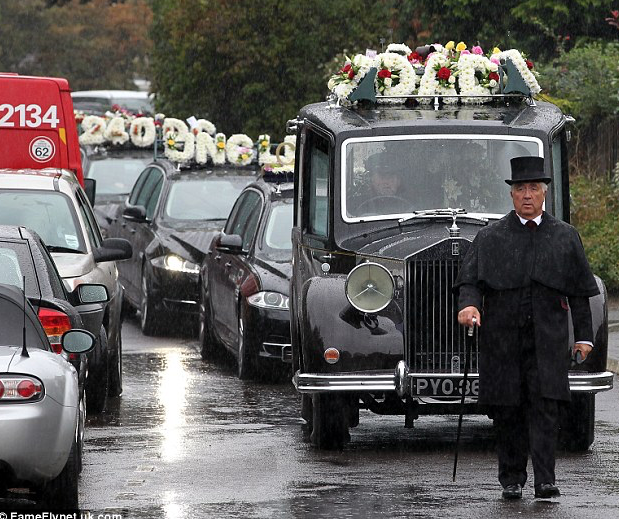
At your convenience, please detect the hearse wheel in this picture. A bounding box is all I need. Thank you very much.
[198,291,220,360]
[140,269,162,336]
[559,393,595,451]
[310,394,351,450]
[237,311,256,380]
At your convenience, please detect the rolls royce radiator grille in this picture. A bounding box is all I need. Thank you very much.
[407,259,479,374]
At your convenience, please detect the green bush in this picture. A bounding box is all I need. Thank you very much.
[570,174,619,293]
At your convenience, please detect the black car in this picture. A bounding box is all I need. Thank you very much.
[109,159,258,335]
[289,96,613,449]
[0,224,108,454]
[199,179,293,380]
[82,146,153,236]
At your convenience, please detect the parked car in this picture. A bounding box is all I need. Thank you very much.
[81,145,153,236]
[71,89,154,116]
[0,283,95,508]
[108,159,258,335]
[0,224,108,406]
[0,168,132,413]
[289,94,613,449]
[199,179,293,380]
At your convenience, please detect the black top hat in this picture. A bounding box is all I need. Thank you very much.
[365,153,402,176]
[505,156,551,185]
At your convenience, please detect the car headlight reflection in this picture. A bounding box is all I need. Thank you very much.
[345,262,394,313]
[247,291,289,310]
[163,254,200,274]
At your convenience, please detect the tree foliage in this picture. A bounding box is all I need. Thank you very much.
[150,0,393,139]
[0,0,152,90]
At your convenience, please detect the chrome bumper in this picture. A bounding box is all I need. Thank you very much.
[293,362,614,396]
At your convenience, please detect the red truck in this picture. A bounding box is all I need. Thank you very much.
[0,73,84,186]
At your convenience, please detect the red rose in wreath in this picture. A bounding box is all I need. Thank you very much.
[526,59,534,70]
[437,67,451,80]
[377,68,392,79]
[489,72,500,82]
[341,63,352,73]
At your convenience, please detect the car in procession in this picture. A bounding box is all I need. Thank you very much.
[0,283,95,509]
[289,45,614,450]
[0,168,132,413]
[109,158,258,335]
[199,177,293,380]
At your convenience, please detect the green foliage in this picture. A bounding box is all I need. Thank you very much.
[570,175,619,292]
[536,41,619,129]
[150,0,392,139]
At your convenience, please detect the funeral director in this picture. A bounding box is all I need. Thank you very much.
[455,156,599,500]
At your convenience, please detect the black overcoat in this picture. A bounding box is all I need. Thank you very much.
[455,211,599,406]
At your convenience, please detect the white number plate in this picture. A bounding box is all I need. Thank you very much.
[412,376,479,397]
[0,103,60,128]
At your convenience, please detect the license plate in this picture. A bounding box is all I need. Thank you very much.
[411,376,479,397]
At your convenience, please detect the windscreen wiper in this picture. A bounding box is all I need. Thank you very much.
[47,245,83,254]
[398,208,488,225]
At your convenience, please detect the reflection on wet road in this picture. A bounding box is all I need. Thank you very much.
[24,317,619,517]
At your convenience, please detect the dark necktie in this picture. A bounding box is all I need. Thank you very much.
[525,220,537,230]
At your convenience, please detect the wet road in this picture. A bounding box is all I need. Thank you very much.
[5,317,619,517]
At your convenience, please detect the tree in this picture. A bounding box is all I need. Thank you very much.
[150,0,393,139]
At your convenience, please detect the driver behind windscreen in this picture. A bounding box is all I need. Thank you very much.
[354,153,412,217]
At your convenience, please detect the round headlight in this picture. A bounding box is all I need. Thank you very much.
[345,262,394,313]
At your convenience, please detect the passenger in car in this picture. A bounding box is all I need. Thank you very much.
[455,156,599,500]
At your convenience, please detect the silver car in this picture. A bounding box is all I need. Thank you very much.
[0,283,94,508]
[0,168,132,414]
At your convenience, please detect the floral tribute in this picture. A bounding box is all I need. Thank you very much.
[327,40,541,104]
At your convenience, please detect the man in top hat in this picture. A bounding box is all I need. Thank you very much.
[454,156,599,499]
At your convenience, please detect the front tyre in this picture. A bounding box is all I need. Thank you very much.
[199,289,220,360]
[559,393,595,451]
[140,269,162,336]
[310,394,350,450]
[85,325,109,415]
[237,310,256,380]
[108,331,123,397]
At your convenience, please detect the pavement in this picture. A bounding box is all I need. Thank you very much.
[607,295,619,374]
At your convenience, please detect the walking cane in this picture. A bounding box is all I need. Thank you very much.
[453,316,476,482]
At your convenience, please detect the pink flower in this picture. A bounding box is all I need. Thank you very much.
[490,57,501,65]
[472,45,483,55]
[460,50,471,55]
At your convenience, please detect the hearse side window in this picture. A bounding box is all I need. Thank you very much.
[307,132,329,237]
[134,169,163,220]
[128,167,152,205]
[227,190,263,251]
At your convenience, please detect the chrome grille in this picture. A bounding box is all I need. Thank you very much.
[408,259,479,373]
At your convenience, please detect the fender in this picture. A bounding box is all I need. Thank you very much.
[299,275,404,373]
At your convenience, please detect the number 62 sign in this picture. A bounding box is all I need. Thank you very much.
[29,136,56,163]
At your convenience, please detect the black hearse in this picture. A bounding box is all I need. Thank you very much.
[289,84,613,450]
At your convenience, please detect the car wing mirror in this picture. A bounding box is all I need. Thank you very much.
[77,283,109,304]
[217,233,244,254]
[93,238,133,263]
[122,204,147,222]
[61,329,95,354]
[84,178,97,206]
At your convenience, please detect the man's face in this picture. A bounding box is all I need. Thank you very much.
[370,171,401,196]
[510,181,546,218]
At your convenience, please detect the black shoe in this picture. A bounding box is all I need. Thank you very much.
[502,484,523,499]
[535,483,561,498]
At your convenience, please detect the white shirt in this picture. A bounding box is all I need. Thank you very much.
[517,213,593,348]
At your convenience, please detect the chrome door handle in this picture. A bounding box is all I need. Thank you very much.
[225,261,232,268]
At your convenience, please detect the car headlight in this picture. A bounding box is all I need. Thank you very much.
[162,253,200,274]
[247,291,289,310]
[345,262,394,313]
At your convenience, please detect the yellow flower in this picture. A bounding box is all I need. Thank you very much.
[260,140,268,147]
[167,138,175,147]
[493,47,501,54]
[456,42,467,52]
[241,153,249,160]
[216,141,225,149]
[445,41,455,51]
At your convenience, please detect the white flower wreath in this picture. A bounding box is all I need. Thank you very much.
[418,53,457,104]
[386,43,412,56]
[79,115,107,145]
[163,119,195,163]
[226,134,254,166]
[328,53,373,104]
[103,116,129,146]
[457,54,493,103]
[257,134,277,166]
[498,49,541,95]
[373,52,417,104]
[130,117,156,147]
[195,132,227,165]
